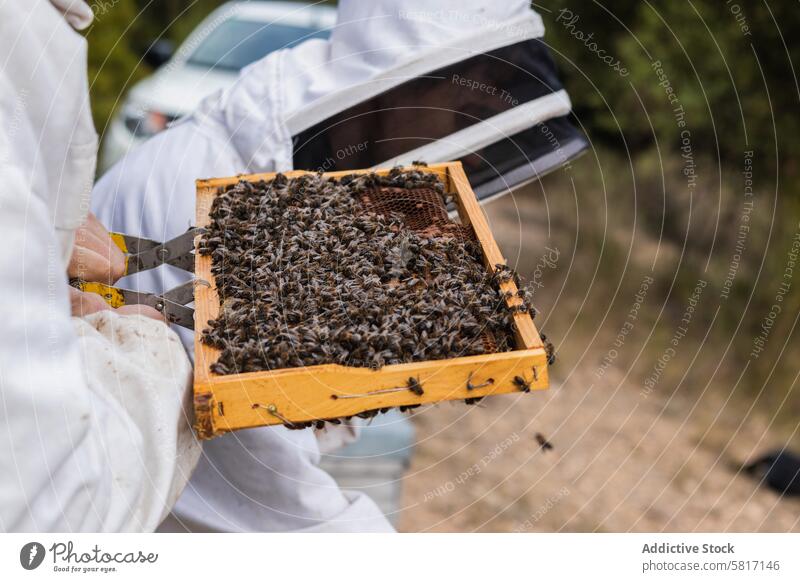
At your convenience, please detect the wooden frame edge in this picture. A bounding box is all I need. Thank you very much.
[192,162,547,438]
[195,347,549,438]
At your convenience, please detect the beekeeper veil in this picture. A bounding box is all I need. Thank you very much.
[0,0,98,263]
[197,0,586,203]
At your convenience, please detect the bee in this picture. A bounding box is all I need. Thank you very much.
[498,289,515,300]
[285,421,311,430]
[541,333,556,365]
[512,374,531,393]
[407,376,424,396]
[535,433,554,452]
[492,263,514,284]
[399,404,421,413]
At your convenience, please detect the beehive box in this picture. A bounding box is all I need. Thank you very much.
[193,162,548,439]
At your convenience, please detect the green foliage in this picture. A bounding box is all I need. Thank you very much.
[539,1,799,166]
[536,2,800,423]
[83,0,225,135]
[84,0,146,135]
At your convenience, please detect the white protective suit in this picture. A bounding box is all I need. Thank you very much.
[93,0,539,532]
[0,0,200,531]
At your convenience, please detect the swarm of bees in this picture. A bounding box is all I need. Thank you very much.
[199,168,555,417]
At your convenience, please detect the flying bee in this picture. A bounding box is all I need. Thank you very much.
[535,432,554,452]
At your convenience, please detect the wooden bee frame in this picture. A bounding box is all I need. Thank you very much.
[193,161,548,439]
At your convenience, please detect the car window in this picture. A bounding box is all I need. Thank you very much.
[187,19,329,71]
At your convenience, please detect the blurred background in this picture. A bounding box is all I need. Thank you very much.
[85,1,800,531]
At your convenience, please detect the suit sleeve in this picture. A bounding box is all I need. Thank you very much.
[0,156,199,532]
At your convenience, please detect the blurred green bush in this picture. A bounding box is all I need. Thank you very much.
[84,0,223,134]
[539,1,799,167]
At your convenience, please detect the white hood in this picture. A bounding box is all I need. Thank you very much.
[194,0,536,172]
[0,0,98,263]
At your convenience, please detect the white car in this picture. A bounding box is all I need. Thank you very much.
[100,1,336,171]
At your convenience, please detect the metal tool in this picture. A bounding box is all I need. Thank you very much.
[110,228,200,276]
[72,227,206,329]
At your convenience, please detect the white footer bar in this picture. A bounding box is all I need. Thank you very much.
[1,533,798,581]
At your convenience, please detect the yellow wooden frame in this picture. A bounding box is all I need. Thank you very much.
[193,161,548,439]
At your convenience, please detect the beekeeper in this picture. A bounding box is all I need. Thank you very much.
[0,0,199,531]
[93,0,581,532]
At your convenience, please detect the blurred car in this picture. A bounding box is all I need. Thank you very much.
[100,1,337,171]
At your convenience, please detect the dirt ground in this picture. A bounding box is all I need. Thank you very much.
[395,190,800,533]
[397,364,800,532]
